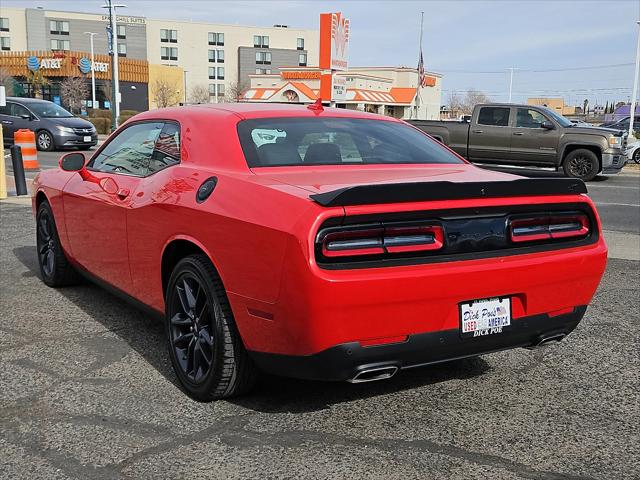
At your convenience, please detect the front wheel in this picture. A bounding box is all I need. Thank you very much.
[633,149,640,164]
[36,130,55,151]
[165,254,257,401]
[36,202,80,287]
[562,149,599,182]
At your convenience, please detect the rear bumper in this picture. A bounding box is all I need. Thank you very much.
[249,306,586,381]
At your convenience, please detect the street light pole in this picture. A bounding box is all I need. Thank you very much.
[629,20,640,140]
[101,0,126,130]
[84,32,97,109]
[508,67,516,103]
[183,70,188,104]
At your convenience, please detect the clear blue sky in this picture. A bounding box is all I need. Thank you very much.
[4,0,639,106]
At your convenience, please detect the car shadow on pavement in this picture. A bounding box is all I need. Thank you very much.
[14,245,491,412]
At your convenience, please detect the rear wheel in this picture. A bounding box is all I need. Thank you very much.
[633,149,640,164]
[562,149,599,182]
[165,254,257,401]
[36,202,80,287]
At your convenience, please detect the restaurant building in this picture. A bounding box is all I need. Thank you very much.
[243,66,442,120]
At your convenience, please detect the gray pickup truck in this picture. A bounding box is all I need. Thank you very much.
[408,103,627,181]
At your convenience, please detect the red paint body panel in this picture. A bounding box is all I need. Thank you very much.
[32,104,607,365]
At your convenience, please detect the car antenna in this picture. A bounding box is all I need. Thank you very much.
[307,98,324,113]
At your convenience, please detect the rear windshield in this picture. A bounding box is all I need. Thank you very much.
[237,117,464,167]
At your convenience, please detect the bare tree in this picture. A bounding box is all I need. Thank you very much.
[0,67,15,96]
[189,84,210,104]
[461,89,490,114]
[447,92,465,118]
[225,79,249,103]
[60,76,89,113]
[151,78,181,109]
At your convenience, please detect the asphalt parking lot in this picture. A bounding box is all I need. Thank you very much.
[1,187,639,478]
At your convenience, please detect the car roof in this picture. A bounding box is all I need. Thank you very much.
[6,97,53,104]
[133,102,402,123]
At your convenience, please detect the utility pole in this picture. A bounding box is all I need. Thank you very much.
[629,20,640,140]
[508,67,517,103]
[84,32,97,109]
[183,70,188,105]
[102,0,126,130]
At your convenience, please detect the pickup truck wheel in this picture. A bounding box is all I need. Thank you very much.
[165,254,257,401]
[562,149,599,182]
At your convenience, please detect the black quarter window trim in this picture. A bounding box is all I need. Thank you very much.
[86,119,182,178]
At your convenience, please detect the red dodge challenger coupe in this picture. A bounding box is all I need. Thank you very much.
[32,103,608,400]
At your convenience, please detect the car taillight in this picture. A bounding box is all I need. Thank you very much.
[509,214,589,243]
[321,225,444,258]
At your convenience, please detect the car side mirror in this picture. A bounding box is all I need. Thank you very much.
[59,152,86,171]
[541,121,555,130]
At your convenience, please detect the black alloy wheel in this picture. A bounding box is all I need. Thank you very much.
[36,202,80,287]
[165,254,257,400]
[563,149,599,182]
[168,273,215,384]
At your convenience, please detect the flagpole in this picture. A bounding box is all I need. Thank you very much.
[416,11,424,119]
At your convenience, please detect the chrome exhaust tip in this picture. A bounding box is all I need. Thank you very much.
[348,365,399,383]
[533,332,567,348]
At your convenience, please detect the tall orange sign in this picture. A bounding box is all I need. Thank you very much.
[319,12,350,71]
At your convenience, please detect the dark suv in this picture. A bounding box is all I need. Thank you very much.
[0,97,97,151]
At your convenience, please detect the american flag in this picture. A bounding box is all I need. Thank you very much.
[418,50,425,88]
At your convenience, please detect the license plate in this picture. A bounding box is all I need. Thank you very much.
[460,297,511,338]
[83,136,91,142]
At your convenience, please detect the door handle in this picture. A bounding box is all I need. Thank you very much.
[472,130,483,134]
[116,188,130,200]
[1,120,13,125]
[513,132,524,136]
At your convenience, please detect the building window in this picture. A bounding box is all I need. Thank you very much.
[297,38,304,50]
[50,20,70,35]
[217,84,225,96]
[161,46,178,61]
[0,37,10,51]
[255,51,271,65]
[208,32,224,46]
[208,67,215,79]
[255,68,271,74]
[117,25,126,39]
[160,29,177,43]
[208,49,223,63]
[298,53,307,66]
[217,67,224,80]
[253,35,269,48]
[117,43,127,57]
[0,18,9,32]
[209,84,216,96]
[50,39,70,51]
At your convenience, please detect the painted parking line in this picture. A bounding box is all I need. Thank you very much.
[594,202,640,207]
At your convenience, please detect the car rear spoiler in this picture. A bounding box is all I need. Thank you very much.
[309,178,588,207]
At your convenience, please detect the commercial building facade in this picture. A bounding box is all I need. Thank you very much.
[0,6,318,107]
[243,66,442,120]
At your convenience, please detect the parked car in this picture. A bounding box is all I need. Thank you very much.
[32,103,607,400]
[0,97,97,151]
[408,103,627,181]
[599,116,640,130]
[625,141,640,164]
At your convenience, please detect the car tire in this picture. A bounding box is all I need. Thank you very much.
[633,149,640,164]
[36,130,55,152]
[562,149,599,182]
[36,201,81,287]
[165,254,257,401]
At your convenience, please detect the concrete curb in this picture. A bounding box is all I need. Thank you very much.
[603,230,640,261]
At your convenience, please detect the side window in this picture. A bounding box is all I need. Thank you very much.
[516,108,547,128]
[477,107,510,127]
[148,122,181,174]
[0,104,9,115]
[12,104,30,117]
[89,122,163,176]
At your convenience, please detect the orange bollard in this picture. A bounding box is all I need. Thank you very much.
[14,129,39,170]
